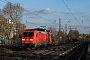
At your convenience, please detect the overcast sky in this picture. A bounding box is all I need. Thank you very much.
[0,0,90,34]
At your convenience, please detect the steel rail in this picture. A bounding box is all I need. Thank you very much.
[78,44,87,60]
[64,43,83,60]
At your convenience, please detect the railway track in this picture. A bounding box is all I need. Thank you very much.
[63,41,89,60]
[0,41,86,60]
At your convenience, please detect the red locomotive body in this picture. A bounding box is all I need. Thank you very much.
[21,28,52,48]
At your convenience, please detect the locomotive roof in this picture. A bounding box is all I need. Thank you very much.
[24,28,50,32]
[35,28,50,32]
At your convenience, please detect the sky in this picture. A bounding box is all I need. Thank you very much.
[0,0,90,34]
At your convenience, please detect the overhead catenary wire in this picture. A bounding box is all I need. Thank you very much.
[24,8,59,26]
[62,0,89,34]
[0,0,59,28]
[69,0,89,29]
[62,0,82,27]
[27,0,59,25]
[1,0,88,34]
[69,0,90,34]
[23,0,60,26]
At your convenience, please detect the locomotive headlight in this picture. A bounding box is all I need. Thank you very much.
[30,39,33,41]
[22,39,25,41]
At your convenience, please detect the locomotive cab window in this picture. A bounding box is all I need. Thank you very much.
[36,33,38,37]
[23,32,34,36]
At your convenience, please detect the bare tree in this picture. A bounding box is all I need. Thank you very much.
[0,15,6,37]
[2,2,24,43]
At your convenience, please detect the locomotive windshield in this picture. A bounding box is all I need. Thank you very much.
[23,32,34,36]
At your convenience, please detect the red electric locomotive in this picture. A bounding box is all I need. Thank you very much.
[21,28,52,48]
